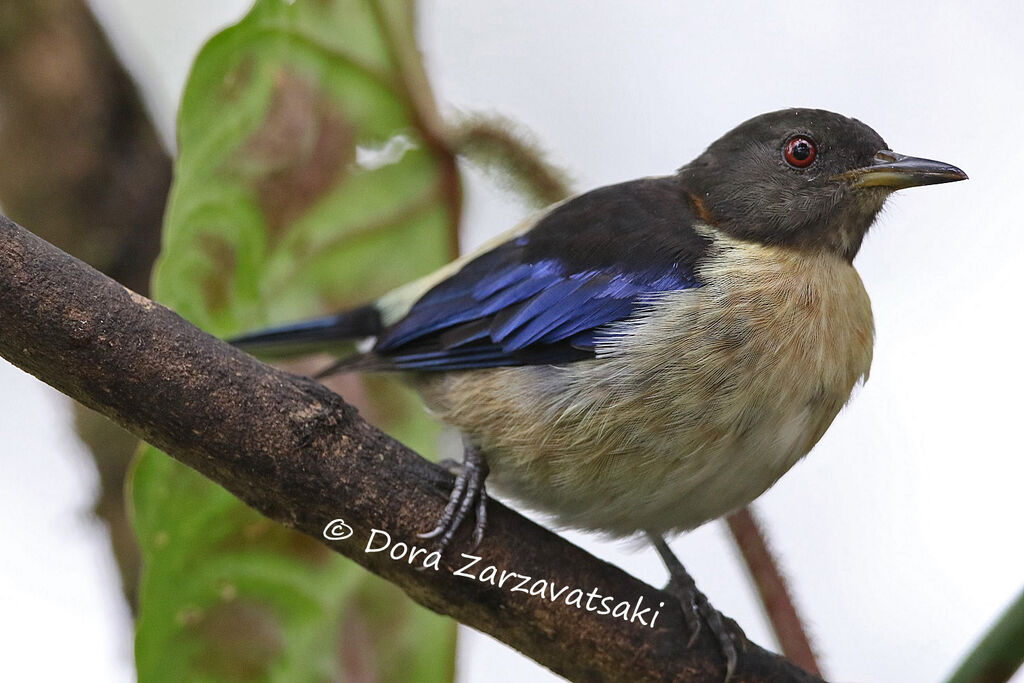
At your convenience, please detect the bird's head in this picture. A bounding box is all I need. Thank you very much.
[680,108,967,260]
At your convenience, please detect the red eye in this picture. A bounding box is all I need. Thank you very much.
[784,136,817,168]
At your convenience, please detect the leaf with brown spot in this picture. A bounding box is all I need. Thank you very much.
[231,69,358,241]
[196,233,238,315]
[195,601,284,679]
[134,1,459,681]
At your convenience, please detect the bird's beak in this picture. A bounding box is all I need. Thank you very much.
[839,150,968,189]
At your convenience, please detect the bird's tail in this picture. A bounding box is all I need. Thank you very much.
[228,304,382,359]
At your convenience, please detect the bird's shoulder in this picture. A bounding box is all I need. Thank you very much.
[515,174,711,275]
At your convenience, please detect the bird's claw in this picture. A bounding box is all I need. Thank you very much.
[650,534,744,682]
[418,444,489,552]
[665,577,742,681]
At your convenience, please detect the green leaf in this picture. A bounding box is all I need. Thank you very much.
[133,0,459,680]
[946,587,1024,683]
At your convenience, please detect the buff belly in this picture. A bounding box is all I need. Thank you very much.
[413,238,875,537]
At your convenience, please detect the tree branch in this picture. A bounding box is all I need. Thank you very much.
[0,214,822,683]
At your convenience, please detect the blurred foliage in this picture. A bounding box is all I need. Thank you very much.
[946,587,1024,683]
[132,0,459,680]
[0,0,174,613]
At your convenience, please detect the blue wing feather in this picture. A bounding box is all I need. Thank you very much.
[373,176,709,371]
[375,259,698,370]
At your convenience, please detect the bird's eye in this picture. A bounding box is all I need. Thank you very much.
[783,136,817,168]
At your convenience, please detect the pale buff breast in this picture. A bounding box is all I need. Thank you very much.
[414,233,874,537]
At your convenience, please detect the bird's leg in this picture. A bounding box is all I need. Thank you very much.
[419,440,489,551]
[648,533,742,682]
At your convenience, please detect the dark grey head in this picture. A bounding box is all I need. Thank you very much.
[679,108,967,260]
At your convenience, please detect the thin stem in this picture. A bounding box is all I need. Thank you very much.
[451,114,574,207]
[367,0,462,258]
[727,506,823,676]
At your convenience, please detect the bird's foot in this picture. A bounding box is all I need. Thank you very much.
[418,443,489,552]
[649,534,744,682]
[664,575,742,680]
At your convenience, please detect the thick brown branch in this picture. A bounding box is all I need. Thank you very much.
[0,215,823,683]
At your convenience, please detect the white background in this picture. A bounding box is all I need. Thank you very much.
[1,1,1021,681]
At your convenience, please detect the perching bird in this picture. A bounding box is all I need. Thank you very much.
[232,108,966,677]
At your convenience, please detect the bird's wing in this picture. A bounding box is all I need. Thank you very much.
[371,175,710,371]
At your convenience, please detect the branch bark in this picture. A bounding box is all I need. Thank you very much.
[0,214,824,683]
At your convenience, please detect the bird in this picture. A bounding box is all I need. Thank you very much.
[231,108,967,678]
